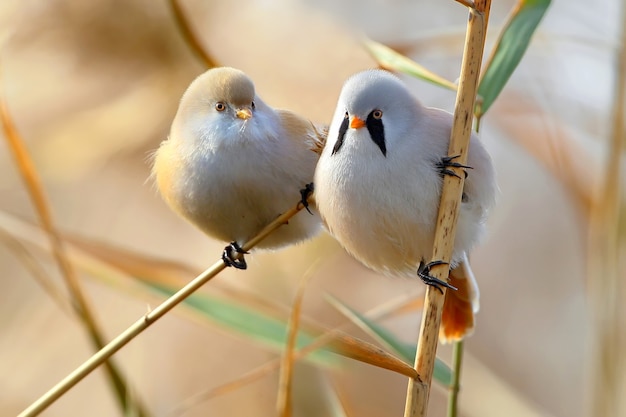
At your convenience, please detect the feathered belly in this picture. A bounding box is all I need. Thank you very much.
[173,150,320,248]
[319,172,438,277]
[334,211,435,276]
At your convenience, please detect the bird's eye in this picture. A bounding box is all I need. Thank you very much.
[215,102,226,112]
[251,101,256,110]
[344,112,349,119]
[372,109,383,119]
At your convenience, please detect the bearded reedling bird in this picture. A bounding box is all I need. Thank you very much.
[152,67,325,269]
[314,70,497,342]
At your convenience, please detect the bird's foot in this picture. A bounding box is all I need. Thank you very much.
[222,242,249,270]
[417,260,457,294]
[437,154,472,179]
[299,183,315,215]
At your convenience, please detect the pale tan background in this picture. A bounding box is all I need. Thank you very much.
[0,0,619,416]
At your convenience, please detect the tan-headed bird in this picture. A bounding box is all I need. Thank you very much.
[152,67,325,269]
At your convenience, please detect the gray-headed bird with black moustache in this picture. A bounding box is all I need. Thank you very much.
[314,70,497,343]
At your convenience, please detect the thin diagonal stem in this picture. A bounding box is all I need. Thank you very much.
[17,198,310,417]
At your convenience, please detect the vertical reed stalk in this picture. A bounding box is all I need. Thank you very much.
[1,95,148,416]
[588,2,626,416]
[403,2,491,416]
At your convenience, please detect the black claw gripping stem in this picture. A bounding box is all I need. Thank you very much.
[417,260,458,294]
[436,154,473,179]
[299,182,315,215]
[222,241,249,270]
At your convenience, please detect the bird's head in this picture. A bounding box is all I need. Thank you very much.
[329,69,423,158]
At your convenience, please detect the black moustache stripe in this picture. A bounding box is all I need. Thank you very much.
[366,111,386,156]
[331,113,349,156]
[331,111,386,157]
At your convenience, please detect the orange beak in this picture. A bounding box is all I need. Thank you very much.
[236,108,252,120]
[349,116,366,129]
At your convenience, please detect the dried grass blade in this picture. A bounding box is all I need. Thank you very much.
[1,94,148,416]
[168,0,220,68]
[276,266,317,417]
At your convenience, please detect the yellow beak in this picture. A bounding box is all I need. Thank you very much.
[349,116,365,129]
[236,108,252,120]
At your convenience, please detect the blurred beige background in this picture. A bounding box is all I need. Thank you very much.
[0,0,621,416]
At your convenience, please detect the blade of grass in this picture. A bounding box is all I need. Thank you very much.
[149,281,418,379]
[168,324,415,416]
[168,340,345,417]
[322,376,351,417]
[5,206,422,415]
[1,88,148,416]
[15,195,311,417]
[0,226,73,315]
[1,210,418,380]
[476,0,551,119]
[364,39,458,91]
[327,331,418,379]
[2,212,426,338]
[0,210,194,303]
[65,232,329,323]
[63,233,200,288]
[93,229,549,417]
[169,328,553,417]
[167,295,425,417]
[66,232,427,331]
[383,296,425,316]
[64,231,420,380]
[325,295,452,387]
[65,231,336,335]
[147,282,335,364]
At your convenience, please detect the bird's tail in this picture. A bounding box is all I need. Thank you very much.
[440,253,479,344]
[309,122,328,155]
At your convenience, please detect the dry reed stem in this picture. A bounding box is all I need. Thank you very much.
[168,0,220,68]
[588,2,626,416]
[276,264,317,417]
[169,295,422,415]
[0,227,75,317]
[328,333,418,379]
[447,341,464,417]
[169,330,339,416]
[16,199,310,417]
[403,2,490,416]
[0,226,73,315]
[0,96,148,416]
[326,376,353,417]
